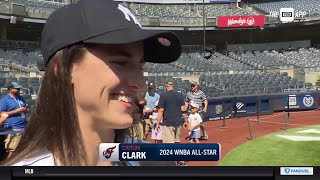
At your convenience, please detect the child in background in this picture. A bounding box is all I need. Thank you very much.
[187,103,202,144]
[150,101,162,143]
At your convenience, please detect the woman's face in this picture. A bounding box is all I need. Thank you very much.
[71,42,144,130]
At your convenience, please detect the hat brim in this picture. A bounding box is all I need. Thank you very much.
[190,105,199,108]
[83,28,181,64]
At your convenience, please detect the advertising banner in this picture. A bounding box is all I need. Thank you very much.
[206,93,318,120]
[217,15,265,28]
[284,94,318,110]
[206,98,233,120]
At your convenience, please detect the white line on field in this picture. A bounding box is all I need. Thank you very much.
[276,135,320,141]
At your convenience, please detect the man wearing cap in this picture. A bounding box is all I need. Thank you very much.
[155,78,187,166]
[186,81,209,140]
[143,82,160,140]
[0,82,28,158]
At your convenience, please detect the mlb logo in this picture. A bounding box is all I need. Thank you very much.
[280,8,294,22]
[99,143,120,161]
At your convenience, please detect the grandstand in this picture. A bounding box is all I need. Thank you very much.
[145,47,318,97]
[122,3,260,17]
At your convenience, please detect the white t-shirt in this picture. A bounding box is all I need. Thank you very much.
[188,113,202,131]
[12,149,127,166]
[13,149,56,166]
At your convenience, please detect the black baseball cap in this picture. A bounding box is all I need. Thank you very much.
[41,0,182,66]
[147,82,155,88]
[7,82,22,90]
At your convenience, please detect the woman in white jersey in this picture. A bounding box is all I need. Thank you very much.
[1,0,181,166]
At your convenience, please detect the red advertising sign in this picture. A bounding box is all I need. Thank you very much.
[217,15,265,28]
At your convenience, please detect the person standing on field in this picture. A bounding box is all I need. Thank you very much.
[186,81,208,140]
[155,78,187,166]
[143,82,160,140]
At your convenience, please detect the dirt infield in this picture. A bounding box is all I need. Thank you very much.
[168,110,320,166]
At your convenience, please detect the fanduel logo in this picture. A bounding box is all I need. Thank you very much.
[280,167,313,175]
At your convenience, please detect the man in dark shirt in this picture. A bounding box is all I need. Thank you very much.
[155,78,187,165]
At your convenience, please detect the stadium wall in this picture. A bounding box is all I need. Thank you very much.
[204,92,319,121]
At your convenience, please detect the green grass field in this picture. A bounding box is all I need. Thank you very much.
[218,125,320,166]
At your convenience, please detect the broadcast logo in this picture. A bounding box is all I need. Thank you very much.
[99,143,120,161]
[103,146,117,159]
[280,8,294,22]
[280,167,313,175]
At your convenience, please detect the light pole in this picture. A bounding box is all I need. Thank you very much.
[203,0,206,53]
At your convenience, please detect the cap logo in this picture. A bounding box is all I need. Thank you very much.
[118,4,142,28]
